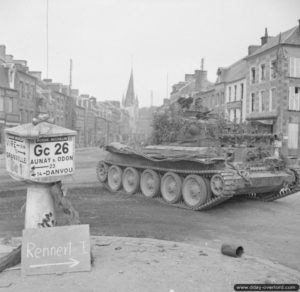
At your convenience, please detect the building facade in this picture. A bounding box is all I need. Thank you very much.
[245,22,300,156]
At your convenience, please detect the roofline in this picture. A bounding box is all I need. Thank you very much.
[17,70,37,80]
[245,43,300,60]
[200,88,215,94]
[226,76,246,84]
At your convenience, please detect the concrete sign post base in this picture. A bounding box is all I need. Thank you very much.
[25,184,56,229]
[2,116,78,274]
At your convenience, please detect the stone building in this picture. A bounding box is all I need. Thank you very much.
[170,62,213,105]
[14,61,37,124]
[215,59,247,122]
[245,22,300,156]
[0,64,19,152]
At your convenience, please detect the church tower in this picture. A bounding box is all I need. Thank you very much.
[123,69,139,138]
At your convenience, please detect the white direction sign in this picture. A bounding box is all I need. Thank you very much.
[5,134,29,178]
[22,225,91,276]
[29,136,75,179]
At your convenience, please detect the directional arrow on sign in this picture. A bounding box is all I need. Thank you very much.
[29,258,80,269]
[31,165,48,170]
[17,150,25,155]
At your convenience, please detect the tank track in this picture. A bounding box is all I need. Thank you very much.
[98,161,235,211]
[247,167,300,202]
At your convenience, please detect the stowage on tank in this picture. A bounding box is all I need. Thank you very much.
[96,106,300,211]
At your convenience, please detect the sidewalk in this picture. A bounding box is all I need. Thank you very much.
[0,236,299,292]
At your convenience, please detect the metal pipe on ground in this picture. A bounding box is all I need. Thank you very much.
[221,243,244,257]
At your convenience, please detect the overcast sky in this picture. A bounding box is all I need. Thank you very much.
[0,0,299,107]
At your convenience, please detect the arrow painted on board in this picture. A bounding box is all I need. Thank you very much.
[17,150,25,155]
[29,258,80,269]
[31,165,49,170]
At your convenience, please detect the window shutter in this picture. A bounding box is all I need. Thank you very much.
[297,88,300,111]
[296,58,300,78]
[290,57,294,77]
[288,123,299,149]
[289,87,294,110]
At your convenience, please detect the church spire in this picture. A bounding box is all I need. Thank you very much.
[124,69,135,107]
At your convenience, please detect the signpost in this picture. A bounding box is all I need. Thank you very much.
[3,117,90,278]
[6,134,29,179]
[5,133,75,182]
[29,135,74,179]
[5,120,77,229]
[22,225,91,276]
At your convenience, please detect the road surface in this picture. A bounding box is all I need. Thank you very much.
[0,147,300,272]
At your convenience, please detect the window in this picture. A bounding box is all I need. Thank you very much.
[24,110,28,122]
[216,93,219,105]
[270,60,278,80]
[0,95,4,111]
[260,64,266,81]
[7,98,13,113]
[234,85,237,101]
[289,57,300,77]
[289,87,300,111]
[260,90,268,112]
[19,81,24,98]
[270,88,276,110]
[251,93,255,112]
[240,83,244,100]
[236,109,241,123]
[228,87,232,101]
[251,67,256,84]
[25,83,29,99]
[221,92,225,104]
[20,109,23,122]
[30,85,34,99]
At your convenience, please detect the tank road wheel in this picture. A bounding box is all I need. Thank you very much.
[182,175,209,208]
[140,169,160,198]
[161,172,182,204]
[107,165,123,192]
[122,167,140,194]
[96,161,108,183]
[210,174,225,197]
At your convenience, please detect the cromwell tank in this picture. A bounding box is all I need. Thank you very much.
[96,108,300,211]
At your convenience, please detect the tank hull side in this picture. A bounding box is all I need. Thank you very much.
[230,171,294,195]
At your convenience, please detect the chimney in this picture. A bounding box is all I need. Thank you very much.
[185,74,194,82]
[71,89,79,97]
[5,54,13,62]
[201,58,204,71]
[29,71,42,80]
[43,78,53,84]
[0,45,6,61]
[261,28,269,46]
[194,70,208,91]
[13,60,27,67]
[248,45,261,56]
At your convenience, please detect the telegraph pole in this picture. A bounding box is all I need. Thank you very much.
[69,59,73,96]
[150,90,153,107]
[46,0,49,78]
[166,73,169,99]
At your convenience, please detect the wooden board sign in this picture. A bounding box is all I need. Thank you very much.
[21,225,91,276]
